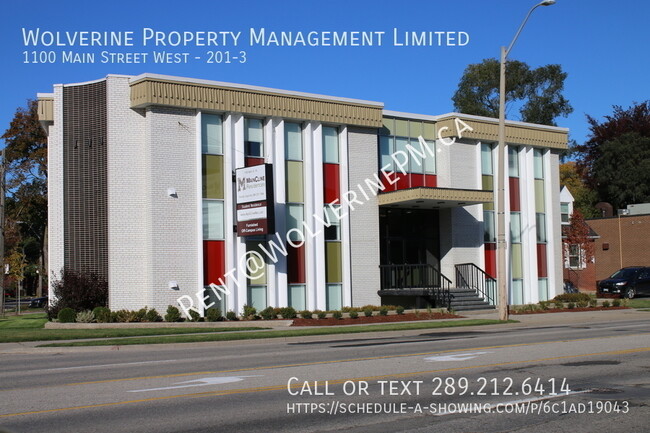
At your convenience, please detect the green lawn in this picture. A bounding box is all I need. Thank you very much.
[628,298,650,309]
[0,313,266,343]
[38,319,514,347]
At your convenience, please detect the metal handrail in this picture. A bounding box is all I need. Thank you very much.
[455,263,496,306]
[379,264,452,309]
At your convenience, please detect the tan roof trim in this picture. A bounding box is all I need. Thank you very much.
[378,187,493,208]
[37,96,54,124]
[130,76,384,127]
[436,115,568,149]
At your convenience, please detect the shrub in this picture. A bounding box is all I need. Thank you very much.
[539,301,550,311]
[279,307,297,319]
[114,309,139,322]
[332,310,343,319]
[93,307,111,323]
[589,299,598,308]
[242,304,257,319]
[554,293,591,303]
[226,310,238,321]
[164,305,183,322]
[205,308,223,322]
[363,308,373,317]
[552,300,564,309]
[396,306,405,315]
[259,307,277,320]
[300,310,313,319]
[189,310,203,322]
[348,311,358,319]
[49,269,108,314]
[602,300,610,308]
[612,299,621,307]
[379,307,389,316]
[57,308,76,323]
[135,308,148,322]
[567,302,575,309]
[315,310,327,319]
[75,310,95,323]
[577,300,589,308]
[145,308,162,322]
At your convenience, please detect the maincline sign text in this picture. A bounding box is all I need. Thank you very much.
[235,164,274,236]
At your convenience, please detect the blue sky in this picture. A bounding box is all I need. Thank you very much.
[2,0,648,147]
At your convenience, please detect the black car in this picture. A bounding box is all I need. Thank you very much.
[597,267,650,298]
[29,296,48,308]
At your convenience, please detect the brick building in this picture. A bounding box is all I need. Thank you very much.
[37,74,568,315]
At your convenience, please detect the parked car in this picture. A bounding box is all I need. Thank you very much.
[597,267,650,298]
[29,296,48,308]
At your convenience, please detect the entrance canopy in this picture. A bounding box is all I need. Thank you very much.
[378,187,493,209]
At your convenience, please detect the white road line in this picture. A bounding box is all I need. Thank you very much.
[42,359,179,372]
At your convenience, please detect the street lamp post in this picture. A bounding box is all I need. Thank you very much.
[497,0,556,321]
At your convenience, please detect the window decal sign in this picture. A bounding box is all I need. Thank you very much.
[235,164,274,236]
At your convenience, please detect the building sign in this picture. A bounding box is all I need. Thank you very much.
[235,164,275,236]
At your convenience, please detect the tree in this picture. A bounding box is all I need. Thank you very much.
[1,99,48,297]
[452,58,573,126]
[559,162,598,218]
[575,101,650,197]
[591,132,650,210]
[563,209,595,276]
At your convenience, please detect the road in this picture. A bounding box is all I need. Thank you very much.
[0,310,648,432]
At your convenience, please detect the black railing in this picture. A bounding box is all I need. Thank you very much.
[379,264,452,309]
[455,263,496,306]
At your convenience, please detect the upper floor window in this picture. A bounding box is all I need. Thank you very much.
[508,146,519,177]
[201,113,223,155]
[534,148,544,179]
[323,126,339,164]
[481,142,493,175]
[285,122,303,161]
[561,203,570,224]
[245,118,264,157]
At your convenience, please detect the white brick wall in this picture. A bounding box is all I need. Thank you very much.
[106,76,150,310]
[347,127,381,306]
[47,85,64,295]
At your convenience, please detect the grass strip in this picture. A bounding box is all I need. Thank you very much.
[0,326,267,343]
[627,299,650,309]
[38,319,514,347]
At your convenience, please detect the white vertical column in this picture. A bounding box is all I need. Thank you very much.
[303,122,316,310]
[223,113,236,313]
[263,118,276,308]
[543,150,557,301]
[272,119,288,307]
[195,111,205,315]
[312,124,326,310]
[339,127,352,307]
[522,146,539,303]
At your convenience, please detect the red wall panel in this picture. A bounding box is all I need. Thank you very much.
[203,241,226,286]
[323,163,340,204]
[484,243,497,278]
[410,173,424,188]
[537,243,548,278]
[287,244,306,284]
[425,174,437,188]
[509,177,521,212]
[245,157,264,167]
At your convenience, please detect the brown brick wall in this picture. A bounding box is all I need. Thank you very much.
[588,214,650,282]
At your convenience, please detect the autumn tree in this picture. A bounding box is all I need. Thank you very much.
[574,101,650,209]
[1,99,48,297]
[451,58,573,126]
[559,162,598,218]
[563,209,595,269]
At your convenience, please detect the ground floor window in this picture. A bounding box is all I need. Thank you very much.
[288,284,306,311]
[326,284,342,311]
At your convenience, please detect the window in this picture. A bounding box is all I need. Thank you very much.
[203,200,224,240]
[534,148,544,179]
[484,210,496,243]
[286,204,304,242]
[508,146,519,177]
[202,114,223,154]
[326,283,342,311]
[536,213,547,243]
[561,203,570,224]
[322,126,339,163]
[423,139,436,174]
[409,138,424,174]
[481,142,493,175]
[324,205,341,241]
[245,118,264,157]
[510,212,521,243]
[379,136,394,171]
[568,244,582,268]
[285,122,302,161]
